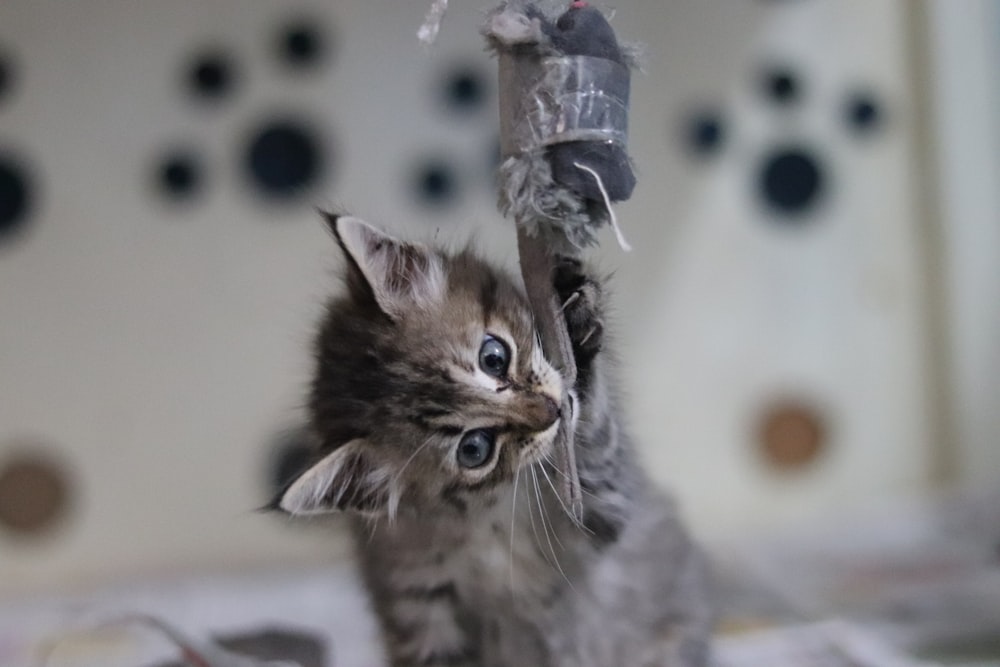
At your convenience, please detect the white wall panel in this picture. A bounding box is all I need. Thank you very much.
[0,0,941,593]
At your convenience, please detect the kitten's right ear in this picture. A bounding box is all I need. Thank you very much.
[272,439,397,517]
[321,211,444,319]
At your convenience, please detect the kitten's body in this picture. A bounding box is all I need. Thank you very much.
[278,215,712,667]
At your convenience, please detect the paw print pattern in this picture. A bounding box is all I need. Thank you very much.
[155,150,204,203]
[760,63,803,106]
[0,47,36,249]
[411,60,494,209]
[0,151,34,246]
[0,48,13,106]
[184,48,240,104]
[412,158,459,207]
[843,89,884,135]
[244,118,325,201]
[152,17,334,207]
[685,109,727,158]
[680,61,888,224]
[442,64,487,114]
[276,19,329,71]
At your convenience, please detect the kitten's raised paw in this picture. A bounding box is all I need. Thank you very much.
[553,256,604,365]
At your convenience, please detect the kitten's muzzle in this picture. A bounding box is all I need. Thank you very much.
[512,393,561,433]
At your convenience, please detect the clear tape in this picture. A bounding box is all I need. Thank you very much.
[500,54,630,156]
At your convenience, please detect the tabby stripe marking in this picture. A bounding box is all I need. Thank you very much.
[396,581,459,602]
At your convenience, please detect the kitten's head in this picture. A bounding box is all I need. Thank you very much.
[275,213,563,518]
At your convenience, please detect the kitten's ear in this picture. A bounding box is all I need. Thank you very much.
[323,212,444,318]
[274,440,397,517]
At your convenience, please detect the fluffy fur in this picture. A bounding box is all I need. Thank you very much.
[277,213,713,666]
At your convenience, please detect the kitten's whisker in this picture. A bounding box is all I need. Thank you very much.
[540,462,584,531]
[525,466,545,559]
[383,434,436,525]
[532,466,574,590]
[393,434,435,484]
[509,467,520,597]
[530,467,557,562]
[536,468,567,550]
[537,455,594,540]
[542,452,600,500]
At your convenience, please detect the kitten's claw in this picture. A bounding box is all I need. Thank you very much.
[560,291,581,312]
[552,256,605,365]
[578,326,598,349]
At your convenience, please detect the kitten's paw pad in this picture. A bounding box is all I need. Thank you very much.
[553,257,604,360]
[552,256,587,303]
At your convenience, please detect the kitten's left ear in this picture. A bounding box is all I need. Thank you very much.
[272,439,398,517]
[322,212,445,319]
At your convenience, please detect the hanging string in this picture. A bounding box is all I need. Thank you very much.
[573,161,632,252]
[418,0,450,44]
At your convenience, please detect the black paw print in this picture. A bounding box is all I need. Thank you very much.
[0,47,37,249]
[153,16,334,207]
[681,61,887,224]
[410,60,496,210]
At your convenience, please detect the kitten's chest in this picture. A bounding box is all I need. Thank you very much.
[456,484,577,602]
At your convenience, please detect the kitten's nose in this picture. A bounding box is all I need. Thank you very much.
[520,393,560,431]
[543,395,560,424]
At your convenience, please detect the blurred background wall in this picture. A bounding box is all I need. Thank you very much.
[0,0,997,596]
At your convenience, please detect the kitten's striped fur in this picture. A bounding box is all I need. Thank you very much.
[278,214,712,666]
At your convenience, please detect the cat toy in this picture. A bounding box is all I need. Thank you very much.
[481,0,638,520]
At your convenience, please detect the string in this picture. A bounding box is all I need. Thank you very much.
[572,161,632,252]
[418,0,450,44]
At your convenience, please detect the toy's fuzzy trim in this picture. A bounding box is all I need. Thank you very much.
[497,152,609,251]
[620,40,645,71]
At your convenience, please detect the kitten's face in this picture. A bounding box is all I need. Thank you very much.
[277,215,563,518]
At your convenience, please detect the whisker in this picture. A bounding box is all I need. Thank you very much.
[532,466,573,589]
[393,433,435,484]
[531,466,557,560]
[542,452,600,500]
[540,462,584,532]
[535,467,566,550]
[509,467,520,597]
[525,466,544,559]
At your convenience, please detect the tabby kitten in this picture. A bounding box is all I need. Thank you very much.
[276,213,713,667]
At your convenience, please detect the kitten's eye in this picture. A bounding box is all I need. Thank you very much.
[457,429,495,469]
[479,335,510,378]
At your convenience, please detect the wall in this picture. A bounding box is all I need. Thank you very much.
[0,0,972,595]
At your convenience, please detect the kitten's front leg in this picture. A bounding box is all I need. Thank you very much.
[377,582,481,667]
[551,257,627,549]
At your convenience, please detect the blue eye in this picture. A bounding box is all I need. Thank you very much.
[457,429,495,469]
[479,335,510,378]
